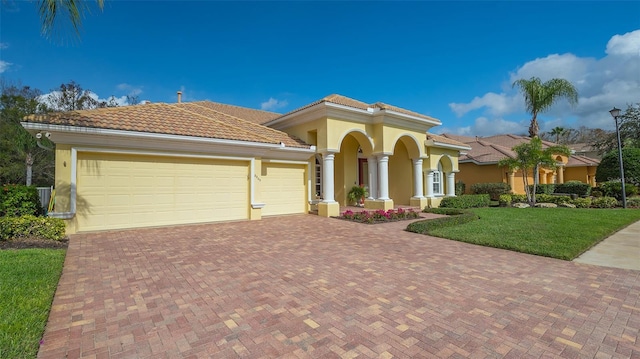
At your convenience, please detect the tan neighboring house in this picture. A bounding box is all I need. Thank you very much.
[441,134,600,194]
[21,94,469,234]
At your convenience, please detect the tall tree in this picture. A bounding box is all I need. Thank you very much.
[549,126,566,144]
[47,81,99,111]
[0,84,54,186]
[38,0,104,38]
[498,137,571,206]
[591,102,640,154]
[512,77,578,138]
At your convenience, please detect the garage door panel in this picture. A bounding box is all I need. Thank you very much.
[261,163,306,216]
[77,153,249,231]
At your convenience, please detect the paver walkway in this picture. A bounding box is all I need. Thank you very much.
[39,215,640,358]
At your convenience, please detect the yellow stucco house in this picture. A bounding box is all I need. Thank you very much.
[22,94,470,233]
[441,134,600,194]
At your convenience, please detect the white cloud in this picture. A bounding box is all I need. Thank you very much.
[438,117,527,137]
[116,83,143,96]
[39,90,130,109]
[261,97,288,111]
[0,60,11,73]
[449,29,640,133]
[0,43,8,49]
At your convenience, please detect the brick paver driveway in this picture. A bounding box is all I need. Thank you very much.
[40,215,640,358]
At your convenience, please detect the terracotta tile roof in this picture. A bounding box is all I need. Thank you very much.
[191,101,281,124]
[425,133,470,148]
[275,94,438,123]
[441,133,600,167]
[24,102,310,148]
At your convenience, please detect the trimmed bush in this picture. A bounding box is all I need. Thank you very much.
[498,194,512,207]
[571,197,592,208]
[599,181,638,200]
[590,197,618,209]
[591,189,603,197]
[528,184,555,195]
[439,194,490,209]
[0,215,66,241]
[537,194,571,205]
[554,181,591,196]
[455,180,465,196]
[407,210,479,234]
[0,184,43,217]
[470,183,511,200]
[628,197,640,209]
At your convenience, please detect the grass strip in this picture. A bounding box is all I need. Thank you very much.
[0,249,66,359]
[409,208,640,260]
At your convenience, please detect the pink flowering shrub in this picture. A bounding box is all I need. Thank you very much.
[337,208,420,224]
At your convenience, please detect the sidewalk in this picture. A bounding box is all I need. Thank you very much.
[574,219,640,270]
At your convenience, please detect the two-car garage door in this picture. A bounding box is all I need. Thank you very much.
[76,152,250,232]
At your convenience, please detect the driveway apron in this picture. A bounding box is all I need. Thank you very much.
[39,215,640,358]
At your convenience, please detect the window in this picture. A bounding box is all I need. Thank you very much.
[433,163,443,195]
[315,156,322,198]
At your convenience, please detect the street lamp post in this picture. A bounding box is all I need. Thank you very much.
[609,107,627,209]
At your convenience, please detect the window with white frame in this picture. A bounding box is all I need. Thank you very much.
[432,163,443,195]
[315,155,323,199]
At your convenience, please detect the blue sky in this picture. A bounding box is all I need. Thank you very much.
[1,1,639,136]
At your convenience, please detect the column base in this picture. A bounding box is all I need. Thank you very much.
[410,197,428,210]
[364,199,394,211]
[318,202,340,217]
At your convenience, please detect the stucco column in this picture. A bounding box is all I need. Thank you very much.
[425,171,434,197]
[412,158,424,198]
[446,172,456,197]
[322,152,336,203]
[367,156,378,200]
[377,155,390,200]
[508,171,515,191]
[540,171,547,184]
[557,165,564,184]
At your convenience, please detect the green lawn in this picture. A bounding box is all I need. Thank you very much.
[420,208,640,260]
[0,249,66,359]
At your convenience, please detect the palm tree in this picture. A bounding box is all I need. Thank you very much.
[512,77,578,138]
[38,0,104,38]
[549,126,566,144]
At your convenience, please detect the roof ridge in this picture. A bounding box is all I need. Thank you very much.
[192,100,282,116]
[173,103,280,144]
[186,102,298,143]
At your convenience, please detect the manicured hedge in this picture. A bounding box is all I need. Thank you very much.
[470,183,511,200]
[554,181,591,196]
[591,197,618,209]
[528,184,555,195]
[0,184,43,217]
[598,181,638,200]
[439,194,490,209]
[408,209,479,234]
[0,215,66,241]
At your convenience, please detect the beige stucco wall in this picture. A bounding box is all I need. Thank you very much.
[389,141,412,205]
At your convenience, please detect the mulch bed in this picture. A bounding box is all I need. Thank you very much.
[0,238,69,250]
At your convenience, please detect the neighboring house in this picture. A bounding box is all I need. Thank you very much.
[567,143,602,160]
[441,134,600,194]
[22,94,469,233]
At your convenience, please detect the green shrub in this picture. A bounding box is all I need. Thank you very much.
[470,183,511,200]
[455,180,466,196]
[599,181,638,200]
[0,215,66,241]
[439,194,490,209]
[0,185,43,217]
[628,197,640,209]
[554,181,591,196]
[590,197,618,209]
[498,194,512,207]
[423,208,467,215]
[528,184,555,195]
[407,210,479,234]
[591,189,603,197]
[571,197,592,208]
[537,194,571,204]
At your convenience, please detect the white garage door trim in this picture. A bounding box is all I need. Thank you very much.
[51,147,260,221]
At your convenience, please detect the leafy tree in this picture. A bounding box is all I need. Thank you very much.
[47,81,99,111]
[549,126,565,144]
[595,147,640,187]
[498,137,571,206]
[0,84,54,186]
[512,77,578,138]
[591,102,640,154]
[38,0,104,38]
